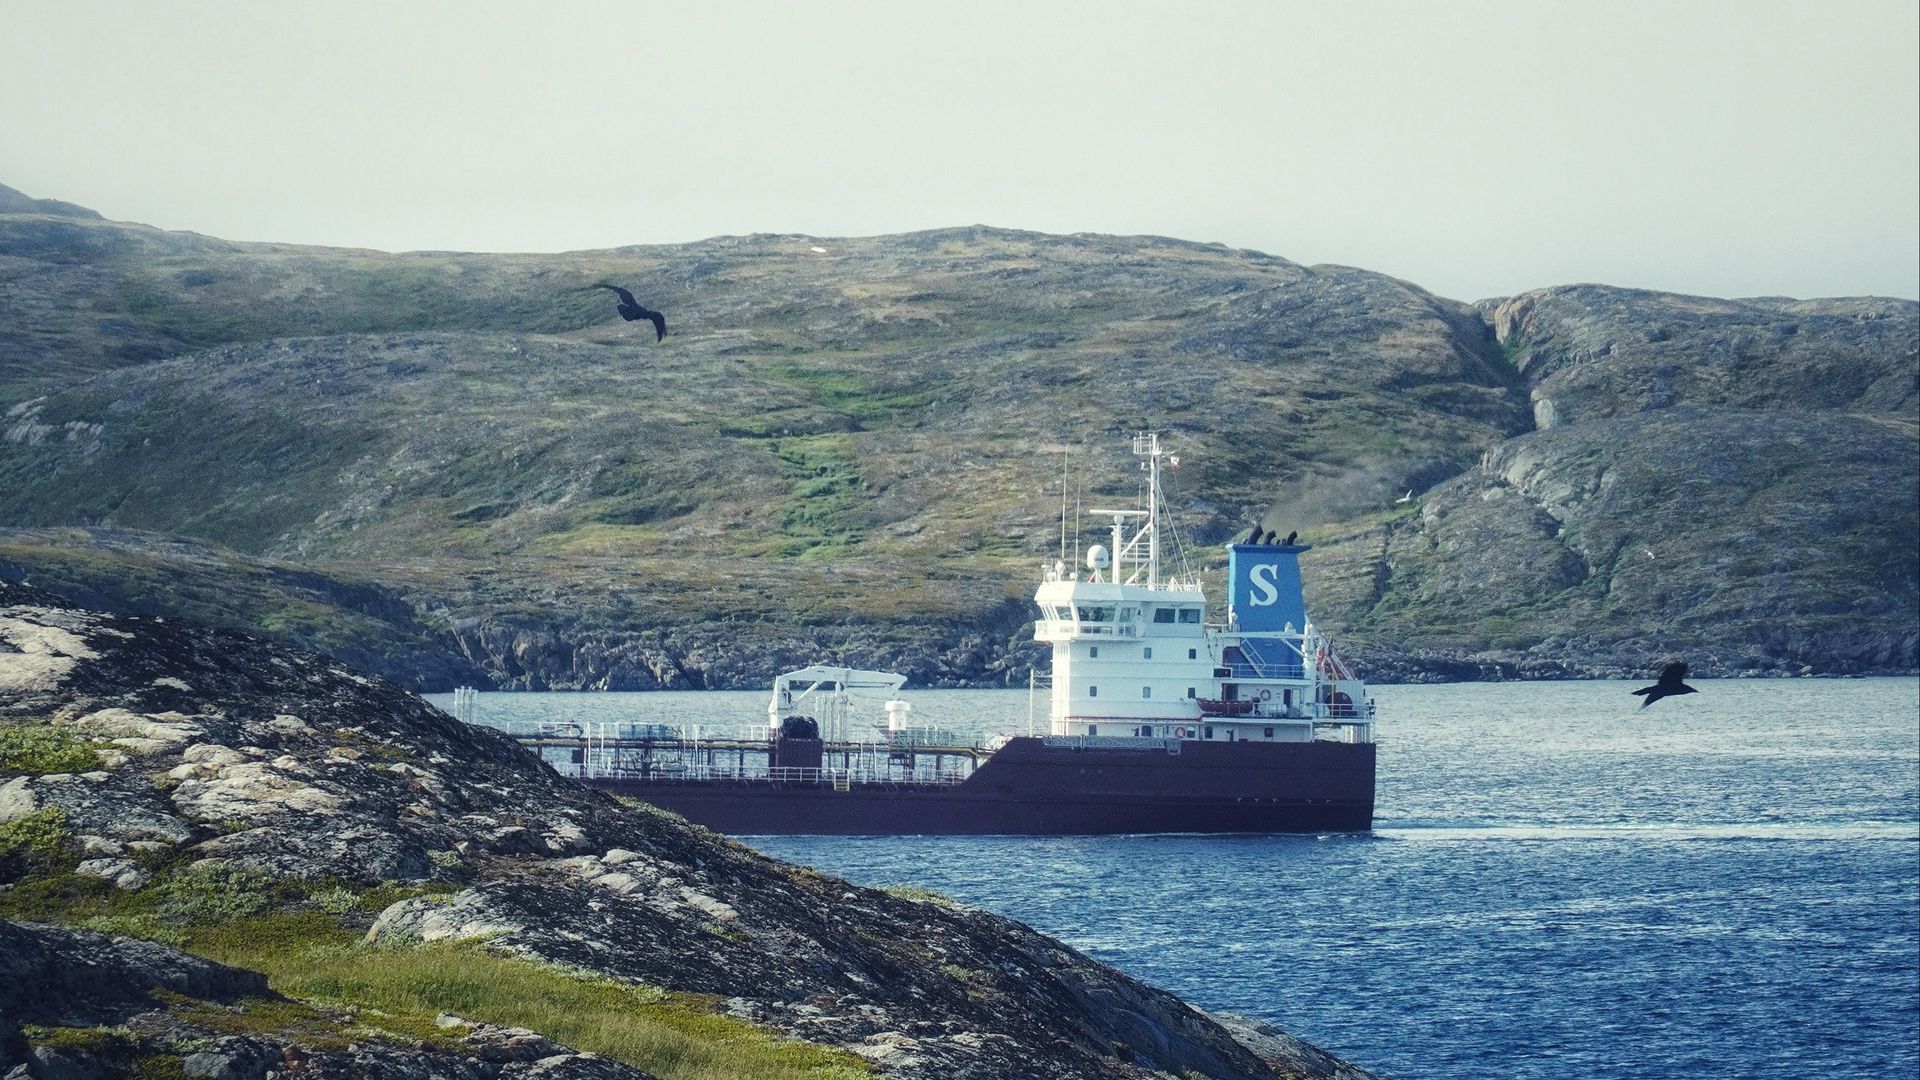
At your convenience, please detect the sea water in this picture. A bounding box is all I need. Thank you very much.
[430,679,1920,1080]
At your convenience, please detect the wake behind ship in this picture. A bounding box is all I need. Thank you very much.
[472,435,1377,834]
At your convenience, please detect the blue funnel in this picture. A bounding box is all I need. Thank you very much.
[1227,541,1309,677]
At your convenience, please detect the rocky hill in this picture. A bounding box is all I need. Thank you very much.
[0,526,489,691]
[0,578,1376,1079]
[0,183,1913,685]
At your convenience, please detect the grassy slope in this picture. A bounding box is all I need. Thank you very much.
[0,215,1523,639]
[2,206,1914,677]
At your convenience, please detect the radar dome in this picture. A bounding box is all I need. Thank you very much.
[1086,544,1111,570]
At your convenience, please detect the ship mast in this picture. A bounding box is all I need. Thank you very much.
[1087,433,1169,588]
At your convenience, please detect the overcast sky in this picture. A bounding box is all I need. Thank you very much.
[6,0,1916,302]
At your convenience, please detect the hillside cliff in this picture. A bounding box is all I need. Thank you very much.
[0,579,1375,1079]
[0,186,1913,685]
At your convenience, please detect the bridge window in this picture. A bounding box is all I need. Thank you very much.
[1088,685,1099,697]
[1187,687,1196,699]
[1154,608,1175,623]
[1188,648,1198,660]
[1077,606,1115,622]
[1178,608,1202,624]
[1143,647,1153,660]
[1089,646,1099,658]
[1142,686,1152,699]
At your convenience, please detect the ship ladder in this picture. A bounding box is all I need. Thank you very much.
[833,770,851,793]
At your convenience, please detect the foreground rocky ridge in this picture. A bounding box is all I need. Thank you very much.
[0,579,1378,1080]
[0,185,1914,685]
[2,922,656,1080]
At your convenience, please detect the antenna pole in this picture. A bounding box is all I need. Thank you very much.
[1059,450,1069,562]
[1147,433,1160,588]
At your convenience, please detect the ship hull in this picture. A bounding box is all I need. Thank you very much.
[584,736,1375,835]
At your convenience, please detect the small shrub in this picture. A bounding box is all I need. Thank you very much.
[881,884,960,909]
[134,1053,191,1080]
[312,883,360,916]
[0,807,75,880]
[0,726,102,773]
[149,863,283,923]
[355,879,460,913]
[20,1023,133,1055]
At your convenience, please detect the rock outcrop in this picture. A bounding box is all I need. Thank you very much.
[1,579,1379,1079]
[1302,287,1919,677]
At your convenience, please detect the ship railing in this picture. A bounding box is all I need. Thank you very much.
[1072,622,1127,636]
[1226,707,1315,721]
[591,763,971,786]
[1038,735,1178,750]
[1309,721,1373,744]
[1216,663,1308,681]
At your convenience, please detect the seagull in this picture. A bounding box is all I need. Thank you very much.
[1631,662,1698,709]
[1396,490,1413,504]
[593,284,667,341]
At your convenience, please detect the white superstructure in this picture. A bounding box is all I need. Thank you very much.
[1033,434,1375,745]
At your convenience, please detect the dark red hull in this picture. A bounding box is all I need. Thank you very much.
[584,736,1375,835]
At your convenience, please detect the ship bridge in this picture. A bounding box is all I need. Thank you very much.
[1034,434,1373,746]
[1034,434,1216,733]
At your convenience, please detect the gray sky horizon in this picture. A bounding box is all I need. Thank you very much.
[7,0,1917,303]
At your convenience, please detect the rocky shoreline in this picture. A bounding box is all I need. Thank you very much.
[1,579,1381,1080]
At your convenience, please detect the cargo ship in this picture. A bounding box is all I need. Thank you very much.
[485,434,1376,834]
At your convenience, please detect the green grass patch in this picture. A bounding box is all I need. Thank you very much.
[1482,331,1528,381]
[880,885,961,909]
[3,857,866,1080]
[20,1023,137,1056]
[769,435,865,550]
[183,914,871,1080]
[758,360,945,427]
[0,858,302,943]
[0,807,76,879]
[0,725,103,773]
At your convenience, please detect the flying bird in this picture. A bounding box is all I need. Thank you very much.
[1396,490,1414,504]
[593,284,667,341]
[1631,662,1698,709]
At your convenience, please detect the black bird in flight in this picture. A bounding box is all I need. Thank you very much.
[1631,662,1698,709]
[593,283,667,341]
